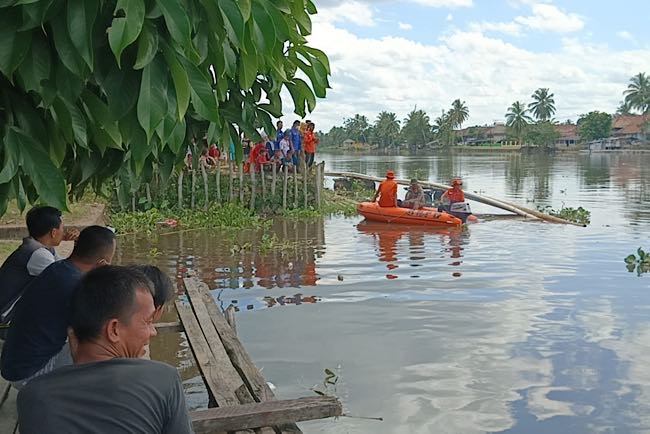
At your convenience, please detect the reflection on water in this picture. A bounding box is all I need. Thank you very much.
[117,152,650,432]
[356,221,467,279]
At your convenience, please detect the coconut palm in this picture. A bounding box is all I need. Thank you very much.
[506,101,533,145]
[449,99,469,129]
[433,110,454,146]
[528,88,556,121]
[402,109,433,147]
[624,73,650,115]
[616,99,634,116]
[374,111,401,147]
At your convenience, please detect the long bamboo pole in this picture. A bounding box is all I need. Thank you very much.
[177,171,184,209]
[324,171,582,225]
[228,162,234,202]
[260,166,266,201]
[200,163,209,210]
[191,168,197,209]
[271,163,277,196]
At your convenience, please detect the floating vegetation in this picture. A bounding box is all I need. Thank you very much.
[538,205,591,225]
[625,248,650,276]
[312,368,340,397]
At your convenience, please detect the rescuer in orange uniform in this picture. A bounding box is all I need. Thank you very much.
[441,178,465,205]
[373,170,398,207]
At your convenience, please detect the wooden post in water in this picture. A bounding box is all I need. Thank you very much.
[238,164,244,204]
[303,163,308,208]
[228,162,234,202]
[216,165,221,203]
[201,163,209,210]
[250,168,256,210]
[271,163,277,196]
[260,167,266,202]
[191,168,197,209]
[225,305,237,336]
[282,165,288,210]
[293,167,298,208]
[178,171,184,208]
[315,164,322,209]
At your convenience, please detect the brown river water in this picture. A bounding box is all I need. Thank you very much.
[117,151,650,434]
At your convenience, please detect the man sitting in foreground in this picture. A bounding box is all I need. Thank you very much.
[17,266,193,434]
[372,170,398,207]
[401,179,425,209]
[0,206,79,332]
[0,226,116,389]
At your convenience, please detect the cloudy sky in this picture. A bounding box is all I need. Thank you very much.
[300,0,650,130]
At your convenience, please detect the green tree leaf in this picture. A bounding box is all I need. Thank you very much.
[6,127,67,209]
[219,0,245,47]
[16,32,51,93]
[182,58,220,123]
[0,10,32,79]
[108,0,146,68]
[155,0,193,55]
[134,21,159,70]
[51,12,88,77]
[137,55,168,142]
[66,0,98,70]
[162,43,190,120]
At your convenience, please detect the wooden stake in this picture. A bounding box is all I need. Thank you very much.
[293,166,298,208]
[225,305,237,336]
[178,171,184,209]
[250,168,256,210]
[315,164,321,209]
[201,163,209,210]
[271,163,277,196]
[282,165,288,210]
[191,168,197,209]
[216,165,221,203]
[239,163,244,204]
[228,162,234,202]
[303,164,308,208]
[260,166,266,202]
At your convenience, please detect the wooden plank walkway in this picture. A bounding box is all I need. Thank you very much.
[177,277,342,433]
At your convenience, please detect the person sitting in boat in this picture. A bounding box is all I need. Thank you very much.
[372,170,398,208]
[401,179,425,209]
[440,178,465,209]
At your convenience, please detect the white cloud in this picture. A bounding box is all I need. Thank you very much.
[398,22,413,31]
[316,1,376,27]
[515,4,584,33]
[446,13,454,21]
[410,0,473,6]
[469,21,523,37]
[617,31,637,44]
[301,22,650,130]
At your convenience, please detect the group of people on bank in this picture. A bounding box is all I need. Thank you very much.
[373,170,466,210]
[190,119,320,175]
[0,207,193,433]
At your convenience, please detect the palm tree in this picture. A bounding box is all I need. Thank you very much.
[344,114,370,143]
[624,73,650,115]
[402,109,433,148]
[374,111,401,147]
[433,110,453,146]
[528,88,556,121]
[506,101,533,145]
[616,100,634,116]
[448,99,469,129]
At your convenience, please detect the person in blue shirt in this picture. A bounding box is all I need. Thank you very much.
[290,120,302,167]
[1,226,116,389]
[274,120,284,151]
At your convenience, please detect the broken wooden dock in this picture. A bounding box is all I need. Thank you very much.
[171,277,342,433]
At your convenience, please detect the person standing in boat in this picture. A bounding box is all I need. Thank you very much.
[373,171,398,207]
[441,178,465,207]
[401,179,425,209]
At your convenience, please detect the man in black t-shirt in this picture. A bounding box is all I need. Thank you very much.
[17,266,193,434]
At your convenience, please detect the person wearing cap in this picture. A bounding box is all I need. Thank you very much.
[402,179,425,209]
[441,178,465,206]
[372,171,398,208]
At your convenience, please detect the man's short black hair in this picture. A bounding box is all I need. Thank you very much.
[293,120,300,126]
[71,226,116,262]
[129,265,175,308]
[70,266,154,343]
[26,206,62,239]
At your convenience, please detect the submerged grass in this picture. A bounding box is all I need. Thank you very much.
[109,203,269,235]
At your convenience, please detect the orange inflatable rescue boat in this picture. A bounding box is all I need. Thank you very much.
[357,202,463,227]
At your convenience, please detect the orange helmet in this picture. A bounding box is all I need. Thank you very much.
[452,178,463,186]
[386,170,395,179]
